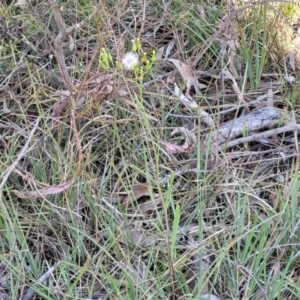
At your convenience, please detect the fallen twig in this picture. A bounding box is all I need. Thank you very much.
[0,118,40,248]
[211,107,291,145]
[225,124,300,148]
[48,0,103,89]
[0,292,9,300]
[22,263,58,300]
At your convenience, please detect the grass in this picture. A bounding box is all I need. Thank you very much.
[0,0,300,299]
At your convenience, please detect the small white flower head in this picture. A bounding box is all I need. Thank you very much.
[121,52,139,70]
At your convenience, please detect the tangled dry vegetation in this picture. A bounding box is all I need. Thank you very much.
[0,0,300,299]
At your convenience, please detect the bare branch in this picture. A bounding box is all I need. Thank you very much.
[0,117,40,249]
[225,124,300,148]
[48,0,103,89]
[22,263,58,300]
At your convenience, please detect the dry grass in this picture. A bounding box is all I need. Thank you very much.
[0,0,300,299]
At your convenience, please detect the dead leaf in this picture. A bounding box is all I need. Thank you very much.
[156,45,165,60]
[1,100,11,114]
[122,184,151,208]
[156,41,175,60]
[199,109,214,126]
[173,83,198,109]
[126,227,156,247]
[172,127,196,142]
[287,48,295,71]
[201,294,222,300]
[197,5,206,18]
[139,198,161,213]
[285,75,295,84]
[221,70,248,111]
[69,35,75,51]
[119,98,158,122]
[118,89,129,97]
[106,84,113,94]
[14,0,27,8]
[267,89,274,108]
[128,184,150,200]
[168,58,197,91]
[160,127,196,154]
[122,221,159,247]
[173,84,213,125]
[166,72,175,85]
[13,180,73,199]
[165,40,175,58]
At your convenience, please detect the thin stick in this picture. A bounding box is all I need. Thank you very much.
[0,118,40,189]
[224,124,300,148]
[48,0,103,88]
[0,292,9,300]
[0,117,40,248]
[22,263,58,300]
